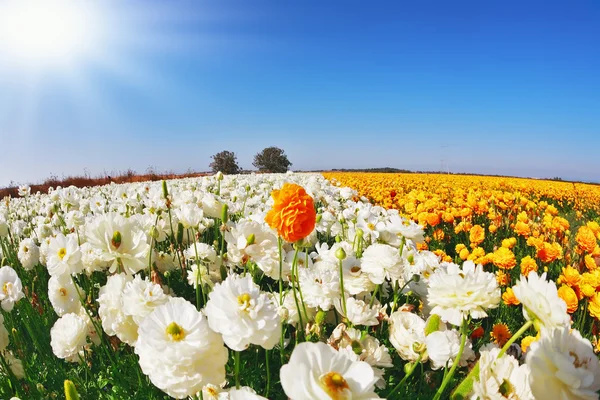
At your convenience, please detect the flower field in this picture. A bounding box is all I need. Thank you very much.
[1,172,600,399]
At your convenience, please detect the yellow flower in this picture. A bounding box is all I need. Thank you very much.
[492,247,516,270]
[502,287,520,306]
[576,226,597,254]
[557,285,578,313]
[469,225,485,247]
[521,335,537,353]
[588,292,600,320]
[520,256,538,277]
[558,266,581,288]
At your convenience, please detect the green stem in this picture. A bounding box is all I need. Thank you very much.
[234,351,241,389]
[498,319,534,358]
[433,319,469,400]
[338,258,347,317]
[385,354,422,398]
[265,349,271,398]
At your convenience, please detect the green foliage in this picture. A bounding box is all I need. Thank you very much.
[209,150,241,175]
[252,147,292,173]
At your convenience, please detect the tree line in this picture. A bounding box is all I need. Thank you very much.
[209,147,292,174]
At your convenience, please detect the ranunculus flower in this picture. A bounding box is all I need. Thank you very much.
[527,327,600,400]
[280,341,380,399]
[265,183,316,243]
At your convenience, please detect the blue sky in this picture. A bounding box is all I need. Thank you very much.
[0,0,599,186]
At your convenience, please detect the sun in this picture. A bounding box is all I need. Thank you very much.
[0,0,100,67]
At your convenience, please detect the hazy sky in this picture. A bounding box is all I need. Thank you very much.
[0,0,599,186]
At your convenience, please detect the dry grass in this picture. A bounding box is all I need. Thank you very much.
[0,169,209,198]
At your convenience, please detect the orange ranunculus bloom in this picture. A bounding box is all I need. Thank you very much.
[469,225,485,247]
[490,323,511,347]
[589,292,600,320]
[557,285,578,313]
[520,256,538,277]
[265,183,316,243]
[502,287,520,306]
[514,221,530,237]
[492,247,516,270]
[576,226,597,254]
[536,242,562,263]
[557,265,581,288]
[585,254,598,271]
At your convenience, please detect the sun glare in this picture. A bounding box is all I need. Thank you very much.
[0,0,99,67]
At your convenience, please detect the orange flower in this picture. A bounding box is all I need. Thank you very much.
[585,254,598,271]
[490,323,511,347]
[489,224,498,234]
[492,247,516,270]
[496,270,510,286]
[426,212,441,227]
[557,285,578,313]
[520,256,538,277]
[459,247,470,260]
[577,226,597,254]
[469,225,485,247]
[536,242,562,263]
[471,326,485,340]
[589,292,600,320]
[557,266,581,288]
[502,287,520,306]
[514,221,530,237]
[265,183,316,243]
[433,228,445,241]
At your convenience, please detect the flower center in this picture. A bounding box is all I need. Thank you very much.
[23,246,29,253]
[570,351,589,369]
[350,266,361,273]
[165,322,186,341]
[58,247,67,260]
[320,372,350,399]
[59,288,67,296]
[2,282,11,295]
[367,223,375,231]
[111,231,122,250]
[237,292,252,311]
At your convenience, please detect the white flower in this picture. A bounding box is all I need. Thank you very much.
[281,291,317,326]
[427,261,500,326]
[527,327,600,400]
[0,266,25,312]
[121,275,169,325]
[361,243,404,285]
[512,272,570,330]
[183,242,217,263]
[226,387,268,400]
[135,297,228,399]
[205,274,281,351]
[0,314,9,351]
[48,274,83,316]
[86,213,150,276]
[330,325,393,389]
[472,346,533,400]
[280,341,381,399]
[97,273,138,345]
[50,313,89,362]
[46,233,83,276]
[298,261,341,311]
[175,203,204,230]
[388,311,427,362]
[2,351,25,380]
[187,262,222,290]
[334,297,379,326]
[17,238,39,271]
[425,329,475,370]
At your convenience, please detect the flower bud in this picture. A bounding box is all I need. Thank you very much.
[316,214,322,223]
[335,247,346,260]
[161,180,169,199]
[246,233,256,246]
[215,171,224,181]
[424,314,441,336]
[64,380,80,400]
[356,228,364,238]
[221,204,228,223]
[176,222,184,245]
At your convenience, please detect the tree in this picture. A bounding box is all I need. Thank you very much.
[209,150,241,174]
[253,146,292,173]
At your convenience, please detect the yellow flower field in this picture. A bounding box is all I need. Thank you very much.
[324,172,600,343]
